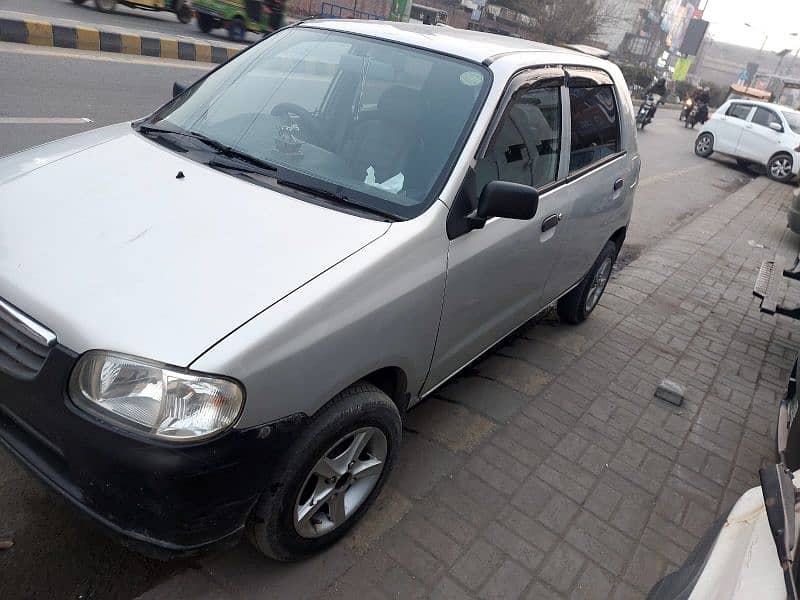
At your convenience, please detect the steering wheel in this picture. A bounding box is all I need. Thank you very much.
[270,103,322,144]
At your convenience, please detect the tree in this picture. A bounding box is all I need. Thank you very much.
[522,0,617,46]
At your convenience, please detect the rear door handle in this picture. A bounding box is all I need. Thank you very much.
[541,213,562,232]
[613,178,624,191]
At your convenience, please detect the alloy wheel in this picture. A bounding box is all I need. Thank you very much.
[771,157,792,180]
[695,135,712,155]
[293,427,388,539]
[585,256,613,313]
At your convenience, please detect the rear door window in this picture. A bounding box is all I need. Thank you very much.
[726,103,753,120]
[568,86,620,172]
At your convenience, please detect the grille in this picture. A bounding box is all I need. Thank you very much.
[0,298,55,379]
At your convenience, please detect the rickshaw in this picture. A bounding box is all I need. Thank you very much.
[71,0,194,23]
[192,0,284,41]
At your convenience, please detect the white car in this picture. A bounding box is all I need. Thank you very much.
[694,99,800,182]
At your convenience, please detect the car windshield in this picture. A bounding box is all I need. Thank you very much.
[146,27,491,218]
[782,111,800,134]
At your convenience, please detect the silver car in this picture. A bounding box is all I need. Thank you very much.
[0,21,638,560]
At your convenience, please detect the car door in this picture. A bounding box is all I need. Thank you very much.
[424,68,571,392]
[736,106,787,164]
[543,69,631,302]
[712,102,754,154]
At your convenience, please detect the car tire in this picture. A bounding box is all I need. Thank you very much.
[768,153,795,183]
[229,16,246,41]
[247,382,401,561]
[176,3,193,23]
[557,240,617,324]
[197,12,214,32]
[694,132,713,158]
[94,0,117,12]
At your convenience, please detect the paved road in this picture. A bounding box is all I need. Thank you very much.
[0,0,261,44]
[0,43,759,600]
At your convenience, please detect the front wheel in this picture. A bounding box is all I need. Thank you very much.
[768,154,795,183]
[695,132,714,158]
[247,383,401,561]
[557,240,617,324]
[94,0,116,12]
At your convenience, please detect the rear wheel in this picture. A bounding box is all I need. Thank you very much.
[247,383,401,561]
[175,2,193,23]
[694,132,713,158]
[228,16,246,41]
[557,240,617,324]
[197,12,214,32]
[94,0,116,12]
[768,154,794,183]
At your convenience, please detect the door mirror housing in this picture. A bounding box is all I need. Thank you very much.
[465,180,539,230]
[173,81,188,98]
[770,121,784,132]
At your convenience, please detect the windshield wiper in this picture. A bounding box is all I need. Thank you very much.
[276,170,401,222]
[137,123,279,172]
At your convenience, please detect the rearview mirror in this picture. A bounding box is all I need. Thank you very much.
[770,121,784,132]
[466,180,539,230]
[173,81,188,98]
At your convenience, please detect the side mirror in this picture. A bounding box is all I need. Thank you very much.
[466,180,539,230]
[173,81,188,98]
[770,121,784,132]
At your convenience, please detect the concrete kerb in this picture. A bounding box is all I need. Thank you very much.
[0,16,241,64]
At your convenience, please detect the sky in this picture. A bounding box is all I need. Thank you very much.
[702,0,800,50]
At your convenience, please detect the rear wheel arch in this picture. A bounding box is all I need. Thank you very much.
[610,226,627,251]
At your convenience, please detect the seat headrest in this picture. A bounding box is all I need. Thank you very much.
[377,86,421,123]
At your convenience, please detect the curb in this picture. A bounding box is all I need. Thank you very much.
[0,16,241,64]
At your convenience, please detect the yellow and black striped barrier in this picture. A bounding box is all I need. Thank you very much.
[0,16,241,63]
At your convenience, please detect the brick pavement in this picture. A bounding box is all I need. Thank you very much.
[141,177,800,599]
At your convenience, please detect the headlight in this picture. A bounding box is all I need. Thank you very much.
[69,351,244,441]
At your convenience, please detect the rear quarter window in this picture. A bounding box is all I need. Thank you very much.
[568,85,620,172]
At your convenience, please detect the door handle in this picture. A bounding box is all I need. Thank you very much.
[541,213,561,232]
[613,178,624,191]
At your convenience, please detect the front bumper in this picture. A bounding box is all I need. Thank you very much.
[0,345,305,559]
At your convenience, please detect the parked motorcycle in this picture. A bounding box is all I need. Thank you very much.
[684,102,709,129]
[636,96,656,130]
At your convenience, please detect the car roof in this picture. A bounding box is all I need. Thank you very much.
[299,20,579,64]
[729,98,798,113]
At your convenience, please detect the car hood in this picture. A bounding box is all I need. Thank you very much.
[0,125,391,366]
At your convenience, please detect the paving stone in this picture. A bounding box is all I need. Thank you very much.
[484,521,545,571]
[539,543,586,593]
[450,538,506,591]
[624,545,669,594]
[479,559,532,600]
[500,505,559,552]
[583,482,622,520]
[475,355,553,398]
[537,494,580,534]
[525,581,567,600]
[570,563,614,600]
[437,377,529,423]
[430,577,474,600]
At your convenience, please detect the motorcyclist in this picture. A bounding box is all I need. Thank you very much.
[645,77,668,120]
[692,87,710,124]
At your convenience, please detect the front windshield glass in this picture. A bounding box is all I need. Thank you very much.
[149,27,491,218]
[782,111,800,135]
